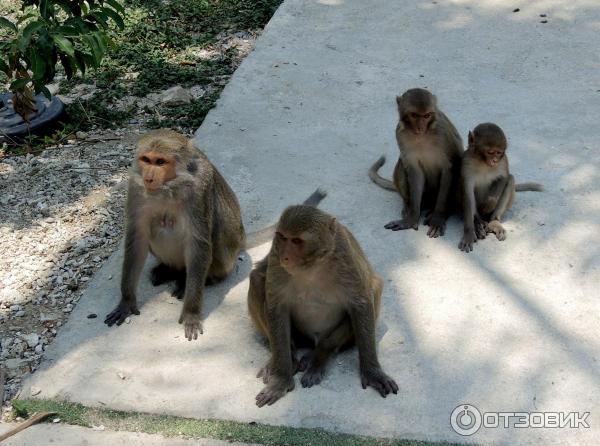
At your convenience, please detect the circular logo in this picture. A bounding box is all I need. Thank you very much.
[450,404,482,436]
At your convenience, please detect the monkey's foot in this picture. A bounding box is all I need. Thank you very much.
[384,217,418,231]
[255,377,295,407]
[486,220,506,241]
[424,213,446,238]
[474,215,487,240]
[178,312,203,340]
[104,301,140,327]
[458,229,478,253]
[150,263,180,286]
[301,364,326,388]
[360,367,399,397]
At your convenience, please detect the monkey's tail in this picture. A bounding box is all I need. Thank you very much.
[516,182,544,192]
[245,187,327,248]
[369,156,396,191]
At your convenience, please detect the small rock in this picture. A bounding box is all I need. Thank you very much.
[87,313,98,319]
[92,425,105,431]
[5,358,25,369]
[21,333,39,348]
[15,310,25,317]
[34,344,44,354]
[125,317,131,324]
[117,372,126,380]
[0,289,22,306]
[30,386,42,396]
[53,418,61,423]
[76,131,88,140]
[160,86,193,106]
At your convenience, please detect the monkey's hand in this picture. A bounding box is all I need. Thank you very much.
[179,311,203,341]
[360,367,399,397]
[384,215,419,231]
[458,228,478,253]
[486,220,506,241]
[256,375,295,407]
[424,213,446,238]
[104,301,140,326]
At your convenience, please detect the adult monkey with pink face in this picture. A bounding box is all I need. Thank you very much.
[369,88,464,237]
[104,129,325,339]
[459,123,543,252]
[248,205,398,407]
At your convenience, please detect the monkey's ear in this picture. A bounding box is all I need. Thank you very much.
[396,96,402,106]
[328,217,337,234]
[468,131,474,146]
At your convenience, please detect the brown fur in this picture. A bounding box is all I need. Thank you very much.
[458,123,543,252]
[248,206,398,407]
[370,88,463,238]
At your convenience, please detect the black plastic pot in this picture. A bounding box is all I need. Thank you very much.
[0,91,65,140]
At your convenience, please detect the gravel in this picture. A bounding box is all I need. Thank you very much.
[0,129,141,415]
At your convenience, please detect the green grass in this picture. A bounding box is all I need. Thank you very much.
[63,0,283,132]
[12,399,471,446]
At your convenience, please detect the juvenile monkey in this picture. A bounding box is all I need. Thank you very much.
[459,123,543,252]
[104,129,324,340]
[369,88,463,237]
[248,206,398,407]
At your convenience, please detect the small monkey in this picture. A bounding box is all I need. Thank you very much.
[248,206,398,407]
[370,88,463,237]
[105,129,325,340]
[459,123,543,252]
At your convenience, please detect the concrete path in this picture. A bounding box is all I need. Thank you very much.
[0,423,256,445]
[22,0,599,445]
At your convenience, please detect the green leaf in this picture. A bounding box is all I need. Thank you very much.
[29,50,46,81]
[39,0,54,19]
[81,0,90,15]
[83,34,102,67]
[90,11,109,28]
[104,0,125,15]
[74,50,87,76]
[102,7,124,30]
[21,20,44,41]
[59,53,74,78]
[0,58,10,76]
[17,12,37,25]
[52,35,75,57]
[10,78,30,90]
[0,17,18,33]
[34,82,52,99]
[55,25,80,36]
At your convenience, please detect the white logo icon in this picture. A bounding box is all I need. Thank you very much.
[451,404,482,436]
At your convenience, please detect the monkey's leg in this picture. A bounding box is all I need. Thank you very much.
[300,319,354,388]
[105,219,148,326]
[349,298,398,397]
[173,270,186,299]
[459,180,479,253]
[479,177,508,215]
[179,238,212,340]
[487,175,515,241]
[385,163,424,231]
[425,167,452,238]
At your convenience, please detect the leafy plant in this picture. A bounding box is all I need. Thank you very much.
[0,0,125,119]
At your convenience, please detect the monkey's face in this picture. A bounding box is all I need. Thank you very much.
[137,151,177,192]
[481,146,505,167]
[403,110,434,135]
[275,227,334,273]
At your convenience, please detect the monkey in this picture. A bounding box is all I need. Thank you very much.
[458,123,544,252]
[104,128,325,340]
[248,205,398,407]
[369,88,464,238]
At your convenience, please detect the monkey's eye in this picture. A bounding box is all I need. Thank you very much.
[291,238,303,245]
[276,232,286,241]
[156,158,166,166]
[140,156,150,163]
[410,113,418,119]
[423,113,432,119]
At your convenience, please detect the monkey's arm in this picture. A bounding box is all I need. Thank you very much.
[256,292,295,407]
[105,189,148,326]
[385,163,424,231]
[349,297,398,397]
[458,178,479,253]
[179,235,212,340]
[425,166,452,237]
